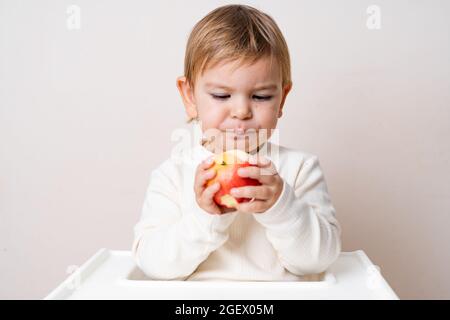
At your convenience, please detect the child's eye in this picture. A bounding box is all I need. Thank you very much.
[211,94,272,101]
[253,95,273,101]
[211,94,230,100]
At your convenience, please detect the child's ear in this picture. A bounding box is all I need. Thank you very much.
[176,76,198,120]
[278,82,292,118]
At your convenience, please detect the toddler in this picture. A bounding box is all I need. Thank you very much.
[132,4,341,281]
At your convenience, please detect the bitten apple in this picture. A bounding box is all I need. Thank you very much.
[206,149,261,209]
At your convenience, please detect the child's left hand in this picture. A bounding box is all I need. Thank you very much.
[230,155,283,214]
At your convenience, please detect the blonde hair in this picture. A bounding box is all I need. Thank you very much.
[183,4,292,123]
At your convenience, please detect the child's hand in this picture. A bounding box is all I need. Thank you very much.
[194,156,236,215]
[230,156,283,214]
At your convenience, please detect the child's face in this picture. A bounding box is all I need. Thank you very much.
[177,56,292,153]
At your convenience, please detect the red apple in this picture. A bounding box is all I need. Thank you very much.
[206,149,261,209]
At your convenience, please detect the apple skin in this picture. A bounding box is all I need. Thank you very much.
[206,150,261,209]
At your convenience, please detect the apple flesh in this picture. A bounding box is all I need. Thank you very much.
[206,149,261,209]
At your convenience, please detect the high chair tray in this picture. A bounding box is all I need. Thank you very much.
[45,249,398,300]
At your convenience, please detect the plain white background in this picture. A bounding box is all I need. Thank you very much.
[1,0,449,299]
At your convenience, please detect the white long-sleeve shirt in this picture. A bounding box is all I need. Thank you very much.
[132,141,341,281]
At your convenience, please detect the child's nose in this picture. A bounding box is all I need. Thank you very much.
[230,101,252,119]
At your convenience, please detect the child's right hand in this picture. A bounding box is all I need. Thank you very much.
[194,156,235,215]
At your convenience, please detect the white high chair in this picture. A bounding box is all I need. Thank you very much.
[45,249,398,300]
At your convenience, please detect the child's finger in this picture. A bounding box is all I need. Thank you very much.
[202,182,221,206]
[201,156,215,169]
[237,165,277,184]
[194,156,215,177]
[230,185,271,200]
[248,155,272,167]
[194,168,216,195]
[236,199,266,214]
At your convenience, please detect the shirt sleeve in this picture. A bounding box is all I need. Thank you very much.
[131,162,238,280]
[252,155,342,275]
